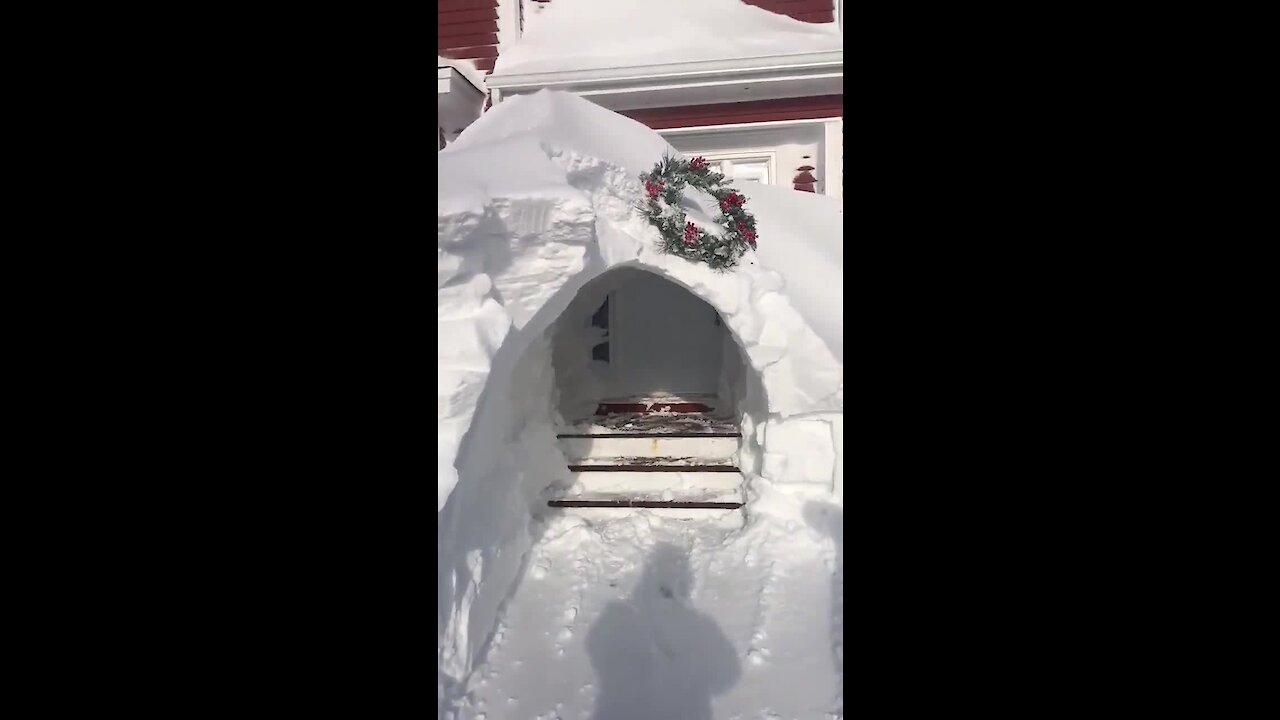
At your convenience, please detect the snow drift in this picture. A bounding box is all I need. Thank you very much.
[437,90,842,713]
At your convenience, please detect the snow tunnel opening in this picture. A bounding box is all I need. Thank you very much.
[548,266,758,431]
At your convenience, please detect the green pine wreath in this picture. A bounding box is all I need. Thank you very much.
[637,154,758,271]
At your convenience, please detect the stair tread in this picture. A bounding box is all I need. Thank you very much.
[569,463,739,473]
[558,412,739,437]
[548,499,743,509]
[569,456,735,467]
[559,432,741,439]
[550,487,743,503]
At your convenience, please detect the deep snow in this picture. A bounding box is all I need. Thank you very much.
[494,0,842,76]
[458,497,844,720]
[438,90,843,718]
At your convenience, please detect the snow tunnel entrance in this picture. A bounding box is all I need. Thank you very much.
[550,267,747,423]
[544,266,755,519]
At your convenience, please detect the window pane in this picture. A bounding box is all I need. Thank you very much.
[732,161,769,184]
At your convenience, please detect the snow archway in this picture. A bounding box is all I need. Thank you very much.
[550,265,757,422]
[438,90,842,709]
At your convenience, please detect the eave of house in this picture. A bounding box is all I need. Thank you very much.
[438,65,485,136]
[485,50,842,112]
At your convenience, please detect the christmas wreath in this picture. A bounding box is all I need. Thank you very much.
[637,154,758,270]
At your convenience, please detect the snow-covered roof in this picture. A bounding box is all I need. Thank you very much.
[493,0,842,76]
[438,90,842,512]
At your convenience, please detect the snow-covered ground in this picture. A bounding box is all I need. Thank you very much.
[456,496,844,720]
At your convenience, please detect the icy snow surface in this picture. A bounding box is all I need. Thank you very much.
[438,90,843,718]
[494,0,842,76]
[458,496,844,720]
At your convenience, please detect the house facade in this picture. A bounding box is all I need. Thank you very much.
[439,0,843,196]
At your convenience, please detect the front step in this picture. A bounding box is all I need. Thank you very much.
[566,469,743,494]
[549,405,745,526]
[548,500,743,509]
[594,394,718,416]
[595,401,714,415]
[545,502,746,528]
[559,434,739,460]
[567,455,736,469]
[546,488,745,527]
[550,486,742,506]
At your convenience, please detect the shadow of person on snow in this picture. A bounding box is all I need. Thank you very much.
[586,543,741,720]
[804,501,844,686]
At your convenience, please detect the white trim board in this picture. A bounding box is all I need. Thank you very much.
[496,0,520,51]
[658,117,842,136]
[488,50,842,110]
[488,51,842,89]
[438,66,486,138]
[438,66,483,96]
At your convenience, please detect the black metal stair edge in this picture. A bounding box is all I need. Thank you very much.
[567,464,740,473]
[548,500,744,509]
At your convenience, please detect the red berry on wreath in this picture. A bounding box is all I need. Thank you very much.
[683,222,700,245]
[690,156,706,170]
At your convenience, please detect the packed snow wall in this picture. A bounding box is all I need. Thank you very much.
[437,90,843,711]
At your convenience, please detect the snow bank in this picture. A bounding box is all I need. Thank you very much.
[495,0,842,76]
[740,184,844,363]
[438,89,843,712]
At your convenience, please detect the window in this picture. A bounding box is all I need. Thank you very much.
[684,150,777,186]
[708,158,771,184]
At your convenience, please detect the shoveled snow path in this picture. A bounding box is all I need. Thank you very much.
[457,508,843,720]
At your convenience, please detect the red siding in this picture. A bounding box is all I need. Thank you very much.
[439,0,498,10]
[439,0,500,78]
[621,96,843,130]
[440,0,500,110]
[439,8,498,25]
[741,0,835,23]
[519,0,832,23]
